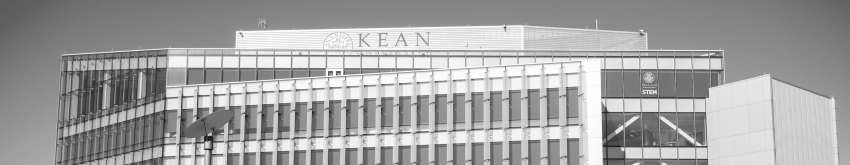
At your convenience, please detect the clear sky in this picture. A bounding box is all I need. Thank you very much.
[1,0,847,164]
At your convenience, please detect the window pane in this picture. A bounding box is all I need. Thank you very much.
[187,68,204,85]
[246,105,258,140]
[345,149,357,165]
[295,103,308,131]
[471,143,484,165]
[417,96,429,126]
[509,142,521,165]
[262,105,274,134]
[258,69,274,80]
[676,72,694,97]
[453,94,465,125]
[312,102,324,131]
[604,71,624,97]
[453,144,465,165]
[222,69,238,82]
[292,69,308,78]
[659,71,676,97]
[509,90,521,121]
[244,153,256,165]
[294,151,306,165]
[346,100,359,128]
[278,103,291,133]
[365,99,377,128]
[364,148,376,165]
[490,92,502,123]
[435,145,447,165]
[529,140,540,165]
[568,139,579,165]
[491,142,503,165]
[381,147,392,165]
[399,146,411,165]
[399,97,412,126]
[694,72,710,97]
[435,95,447,124]
[547,140,560,165]
[205,69,221,83]
[381,98,394,128]
[643,113,661,147]
[240,69,257,81]
[275,69,291,79]
[604,113,624,146]
[329,101,342,130]
[528,89,540,121]
[624,113,642,147]
[311,150,323,165]
[471,93,484,123]
[568,88,579,118]
[260,152,273,165]
[623,71,641,97]
[416,145,429,165]
[165,68,186,85]
[229,106,242,136]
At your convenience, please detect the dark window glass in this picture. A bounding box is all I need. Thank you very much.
[471,93,484,123]
[260,152,273,165]
[292,69,308,78]
[274,69,291,79]
[659,113,682,146]
[398,146,411,165]
[416,145,429,165]
[509,142,521,165]
[546,88,559,120]
[490,92,502,123]
[624,113,642,147]
[604,113,624,146]
[696,113,707,145]
[346,149,357,165]
[258,69,275,80]
[568,139,579,165]
[262,105,274,134]
[453,144,465,165]
[222,69,238,82]
[165,68,186,85]
[227,153,239,165]
[471,143,484,165]
[362,68,380,74]
[294,151,306,165]
[508,90,521,121]
[604,71,624,97]
[399,97,412,126]
[240,69,257,81]
[381,98,394,128]
[528,89,540,121]
[435,144,447,165]
[312,102,324,131]
[165,111,177,136]
[623,71,641,97]
[344,68,361,75]
[363,148,376,165]
[278,103,291,133]
[229,106,242,139]
[346,100,359,128]
[529,140,541,165]
[547,140,560,165]
[329,101,342,130]
[309,69,325,77]
[417,96,429,126]
[643,113,661,147]
[187,68,204,85]
[453,94,465,125]
[435,94,448,124]
[659,72,676,97]
[491,142,503,165]
[694,72,710,97]
[328,149,341,165]
[277,151,289,165]
[295,103,308,131]
[246,105,258,137]
[180,109,193,134]
[568,88,579,118]
[678,113,698,146]
[365,99,377,128]
[244,153,256,165]
[676,72,694,97]
[311,150,323,165]
[381,147,393,165]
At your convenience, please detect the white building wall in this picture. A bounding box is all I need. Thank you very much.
[707,75,839,165]
[771,79,839,165]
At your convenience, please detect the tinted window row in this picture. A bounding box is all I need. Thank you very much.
[168,88,579,140]
[603,70,721,98]
[171,68,425,85]
[59,112,165,164]
[604,112,706,147]
[229,140,576,165]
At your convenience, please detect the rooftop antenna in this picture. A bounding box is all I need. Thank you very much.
[182,110,234,165]
[258,17,268,29]
[595,19,599,30]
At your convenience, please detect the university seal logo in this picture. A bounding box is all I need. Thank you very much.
[322,32,354,49]
[642,71,656,84]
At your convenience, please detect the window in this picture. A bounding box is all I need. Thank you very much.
[240,69,257,81]
[260,152,273,165]
[246,105,258,139]
[509,142,521,165]
[381,98,394,128]
[471,93,484,123]
[326,68,344,76]
[398,146,411,165]
[312,102,324,131]
[292,69,308,78]
[262,105,275,136]
[676,72,694,97]
[258,69,275,80]
[453,144,465,165]
[222,69,238,82]
[623,71,641,97]
[365,99,377,128]
[228,106,242,139]
[244,153,256,165]
[274,69,291,79]
[363,148,376,165]
[311,150,323,165]
[453,94,465,125]
[346,100,359,129]
[546,88,559,121]
[346,149,357,165]
[568,139,579,165]
[399,97,412,126]
[604,71,624,97]
[417,96,429,127]
[328,149,341,165]
[528,89,540,121]
[435,144,447,165]
[490,92,502,124]
[278,103,291,133]
[165,68,186,85]
[435,95,448,124]
[329,101,342,130]
[277,151,289,165]
[547,140,560,165]
[416,145,429,165]
[568,88,579,118]
[491,142,503,165]
[294,151,306,165]
[471,143,484,165]
[295,103,308,131]
[529,140,541,165]
[509,90,521,121]
[381,147,392,165]
[187,68,204,85]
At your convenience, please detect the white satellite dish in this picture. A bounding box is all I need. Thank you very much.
[181,110,234,165]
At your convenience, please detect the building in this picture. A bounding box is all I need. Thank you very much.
[707,75,839,165]
[55,25,724,165]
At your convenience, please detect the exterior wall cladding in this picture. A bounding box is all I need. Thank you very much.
[56,26,723,165]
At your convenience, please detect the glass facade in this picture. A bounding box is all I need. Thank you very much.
[57,48,722,165]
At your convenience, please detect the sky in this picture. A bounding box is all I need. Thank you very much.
[0,0,848,164]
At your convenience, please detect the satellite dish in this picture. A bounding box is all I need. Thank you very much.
[182,110,234,138]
